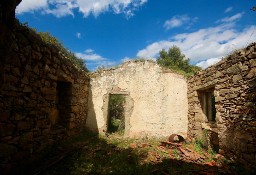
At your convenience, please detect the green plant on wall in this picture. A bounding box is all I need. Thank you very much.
[21,22,89,72]
[38,31,88,71]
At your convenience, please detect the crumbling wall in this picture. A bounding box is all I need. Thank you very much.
[87,61,188,137]
[0,23,89,173]
[188,43,256,168]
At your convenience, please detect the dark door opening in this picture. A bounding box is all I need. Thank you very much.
[199,88,216,122]
[107,94,126,134]
[56,81,72,128]
[198,88,219,152]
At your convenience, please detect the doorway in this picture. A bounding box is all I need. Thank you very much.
[107,94,126,134]
[56,81,72,128]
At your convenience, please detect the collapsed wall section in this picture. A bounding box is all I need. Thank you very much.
[187,43,256,168]
[0,23,89,173]
[87,61,188,137]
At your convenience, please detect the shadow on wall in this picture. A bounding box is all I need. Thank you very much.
[86,84,99,134]
[223,71,256,169]
[246,77,256,115]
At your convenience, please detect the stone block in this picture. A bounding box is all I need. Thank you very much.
[71,106,80,113]
[20,132,33,142]
[45,94,56,101]
[215,96,225,102]
[49,108,59,125]
[0,144,17,158]
[17,121,31,131]
[33,65,40,75]
[248,52,256,59]
[219,89,230,95]
[14,112,26,120]
[36,119,50,128]
[240,65,248,71]
[47,73,57,80]
[6,53,20,67]
[0,110,10,122]
[243,153,255,162]
[226,64,241,75]
[12,67,21,77]
[32,51,42,60]
[68,122,76,129]
[246,68,256,79]
[21,77,29,84]
[23,85,32,93]
[232,75,242,83]
[4,74,19,83]
[41,87,56,97]
[249,59,256,67]
[0,123,15,136]
[248,121,256,127]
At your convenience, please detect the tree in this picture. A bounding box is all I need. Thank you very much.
[156,45,201,75]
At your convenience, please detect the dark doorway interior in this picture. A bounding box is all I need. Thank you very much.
[199,88,216,122]
[56,81,72,128]
[107,94,126,134]
[198,88,219,152]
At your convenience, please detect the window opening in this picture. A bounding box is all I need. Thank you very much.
[199,88,216,122]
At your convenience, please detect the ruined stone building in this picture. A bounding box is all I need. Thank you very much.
[188,44,256,167]
[87,61,188,137]
[0,0,256,174]
[1,2,89,173]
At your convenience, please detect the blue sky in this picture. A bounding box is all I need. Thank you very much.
[16,0,256,71]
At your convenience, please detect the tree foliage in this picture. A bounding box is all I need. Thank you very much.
[156,45,201,76]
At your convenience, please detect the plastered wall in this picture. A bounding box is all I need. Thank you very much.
[87,61,188,137]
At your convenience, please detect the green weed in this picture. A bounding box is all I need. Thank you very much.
[194,139,204,155]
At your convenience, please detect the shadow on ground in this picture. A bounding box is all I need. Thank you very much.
[17,131,253,175]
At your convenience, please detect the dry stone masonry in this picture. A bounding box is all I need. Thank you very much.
[0,23,89,173]
[187,43,256,169]
[87,61,188,138]
[1,0,256,173]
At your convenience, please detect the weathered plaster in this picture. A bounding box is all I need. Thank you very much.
[86,61,188,137]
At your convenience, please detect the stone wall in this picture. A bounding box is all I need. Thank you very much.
[187,43,256,168]
[87,61,188,137]
[0,23,90,174]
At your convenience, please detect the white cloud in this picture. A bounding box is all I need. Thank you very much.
[75,49,117,71]
[76,32,81,39]
[163,15,190,30]
[217,13,243,23]
[85,49,94,53]
[137,16,256,69]
[121,56,132,62]
[45,1,77,17]
[225,7,233,13]
[87,60,116,71]
[16,0,48,13]
[196,57,222,69]
[75,52,105,61]
[163,15,198,30]
[16,0,148,18]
